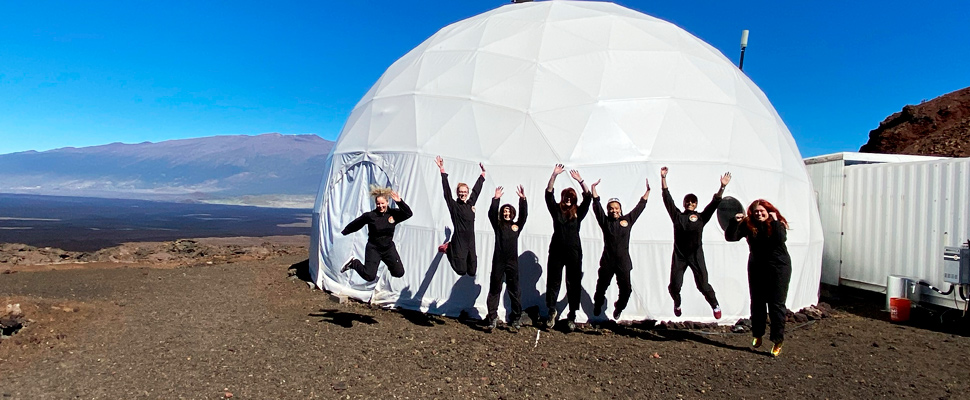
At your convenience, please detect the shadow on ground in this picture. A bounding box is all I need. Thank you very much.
[309,309,378,328]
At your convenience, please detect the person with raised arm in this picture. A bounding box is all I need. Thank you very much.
[726,199,792,357]
[661,166,731,319]
[435,156,486,276]
[484,185,528,332]
[544,164,592,331]
[340,186,413,282]
[590,177,650,320]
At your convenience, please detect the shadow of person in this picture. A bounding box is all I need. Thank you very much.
[309,308,378,328]
[507,251,543,325]
[287,259,311,281]
[652,329,758,354]
[438,274,482,320]
[394,227,450,318]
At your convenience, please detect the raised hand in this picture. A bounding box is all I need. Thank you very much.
[720,172,732,187]
[660,166,668,178]
[769,211,778,221]
[590,179,601,189]
[494,186,504,199]
[645,178,651,192]
[480,162,486,176]
[390,191,401,202]
[569,169,583,182]
[435,156,444,170]
[516,185,525,199]
[553,164,565,176]
[735,213,745,222]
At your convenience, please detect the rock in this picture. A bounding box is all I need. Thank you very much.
[328,293,348,303]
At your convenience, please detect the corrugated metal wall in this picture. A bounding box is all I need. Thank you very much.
[841,158,970,308]
[806,160,845,285]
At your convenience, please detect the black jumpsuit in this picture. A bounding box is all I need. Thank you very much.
[545,190,592,317]
[486,197,528,322]
[340,200,413,282]
[726,218,792,343]
[662,189,720,309]
[592,196,647,317]
[441,173,485,276]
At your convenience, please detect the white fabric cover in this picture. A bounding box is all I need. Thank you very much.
[311,0,824,324]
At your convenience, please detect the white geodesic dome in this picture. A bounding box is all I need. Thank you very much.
[311,0,823,324]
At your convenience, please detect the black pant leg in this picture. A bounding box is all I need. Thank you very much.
[486,262,505,320]
[748,266,768,338]
[614,267,632,313]
[466,243,478,277]
[507,263,522,322]
[594,263,615,305]
[690,249,719,307]
[380,245,405,278]
[359,244,383,282]
[446,242,467,276]
[546,253,566,311]
[668,253,688,306]
[767,265,792,343]
[564,254,583,313]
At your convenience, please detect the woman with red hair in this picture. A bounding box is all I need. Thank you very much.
[725,199,792,357]
[544,163,591,331]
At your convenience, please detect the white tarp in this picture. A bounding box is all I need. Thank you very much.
[311,0,824,324]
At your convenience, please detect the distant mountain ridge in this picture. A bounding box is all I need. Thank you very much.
[0,133,333,205]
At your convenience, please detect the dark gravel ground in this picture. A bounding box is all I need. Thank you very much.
[2,251,970,399]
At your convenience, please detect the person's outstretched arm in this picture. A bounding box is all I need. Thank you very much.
[468,163,486,205]
[516,185,528,228]
[660,167,679,222]
[701,172,731,223]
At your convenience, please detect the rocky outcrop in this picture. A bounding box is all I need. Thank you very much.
[860,87,970,156]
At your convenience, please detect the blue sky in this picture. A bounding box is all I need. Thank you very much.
[1,1,967,157]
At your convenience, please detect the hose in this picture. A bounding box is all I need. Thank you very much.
[918,280,954,295]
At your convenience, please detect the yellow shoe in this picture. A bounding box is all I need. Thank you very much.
[751,337,763,348]
[770,342,783,357]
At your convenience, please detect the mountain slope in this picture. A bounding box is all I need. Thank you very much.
[0,133,333,202]
[860,86,970,156]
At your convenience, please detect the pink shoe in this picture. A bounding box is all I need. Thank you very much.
[438,242,449,253]
[713,306,722,320]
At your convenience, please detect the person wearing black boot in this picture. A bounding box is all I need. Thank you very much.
[484,185,528,332]
[435,156,486,276]
[339,186,413,282]
[590,178,650,321]
[544,164,591,331]
[661,166,731,319]
[726,199,792,357]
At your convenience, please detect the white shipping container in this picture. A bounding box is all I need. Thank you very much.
[805,153,970,309]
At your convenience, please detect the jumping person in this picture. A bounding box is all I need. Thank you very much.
[484,185,528,332]
[726,199,792,357]
[435,156,486,276]
[661,166,731,319]
[590,178,650,320]
[544,164,591,330]
[340,186,413,282]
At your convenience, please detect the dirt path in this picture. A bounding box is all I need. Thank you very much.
[2,254,969,399]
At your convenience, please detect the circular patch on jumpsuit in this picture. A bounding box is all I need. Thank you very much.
[388,216,395,224]
[511,224,519,232]
[689,214,699,222]
[619,220,629,227]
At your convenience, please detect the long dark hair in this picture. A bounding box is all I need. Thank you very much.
[560,188,578,220]
[745,199,788,236]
